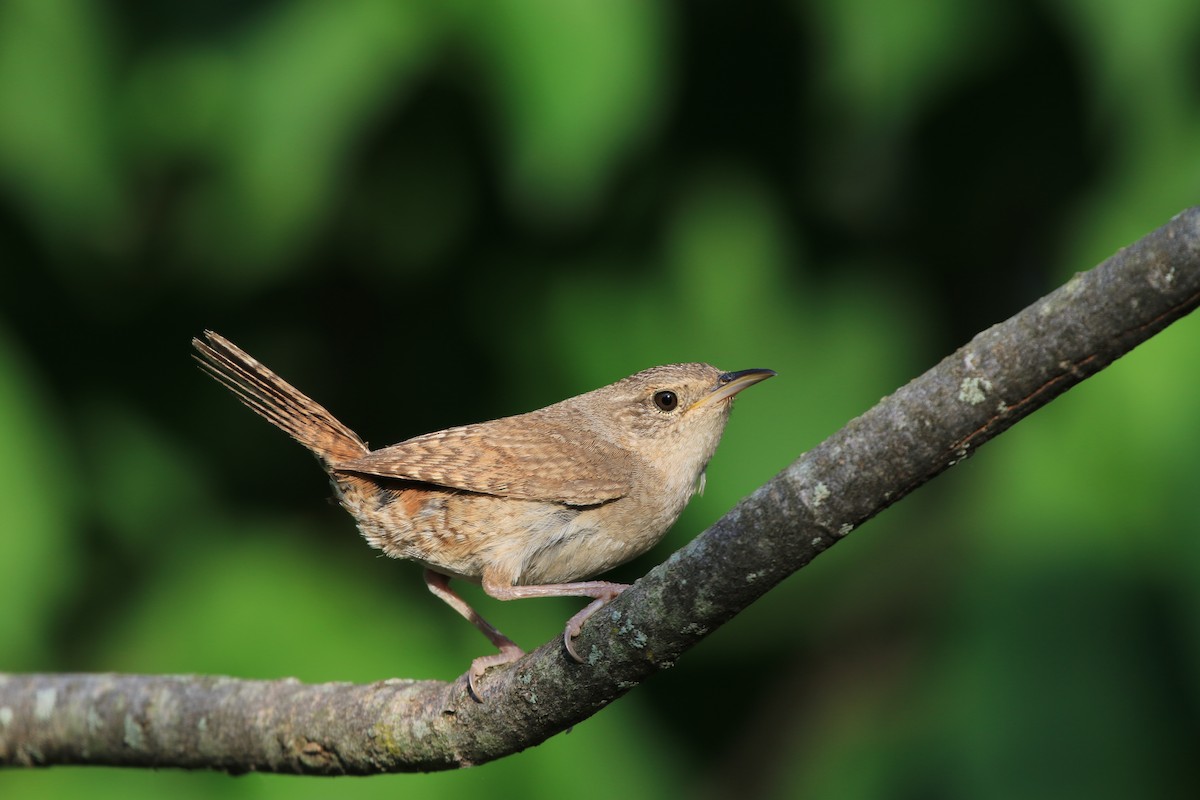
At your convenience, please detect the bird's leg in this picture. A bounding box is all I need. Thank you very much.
[423,569,523,700]
[482,574,629,663]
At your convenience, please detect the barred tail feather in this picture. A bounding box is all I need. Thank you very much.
[192,331,368,464]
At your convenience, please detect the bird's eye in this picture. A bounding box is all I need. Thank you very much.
[653,390,679,412]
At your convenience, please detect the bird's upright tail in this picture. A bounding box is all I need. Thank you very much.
[193,331,369,465]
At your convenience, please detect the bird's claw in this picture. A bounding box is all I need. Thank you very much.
[561,596,614,663]
[465,643,524,701]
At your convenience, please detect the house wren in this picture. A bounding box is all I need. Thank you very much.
[193,331,773,695]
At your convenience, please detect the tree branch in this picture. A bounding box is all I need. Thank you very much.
[3,208,1199,773]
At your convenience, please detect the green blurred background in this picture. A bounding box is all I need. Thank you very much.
[2,0,1199,797]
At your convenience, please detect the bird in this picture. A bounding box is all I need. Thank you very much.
[193,331,774,696]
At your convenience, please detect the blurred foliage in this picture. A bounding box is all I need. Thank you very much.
[1,0,1198,797]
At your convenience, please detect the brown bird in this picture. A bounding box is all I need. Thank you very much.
[193,331,773,696]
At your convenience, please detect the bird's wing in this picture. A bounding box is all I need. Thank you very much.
[332,420,633,506]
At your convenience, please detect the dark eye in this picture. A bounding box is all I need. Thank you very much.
[653,390,679,412]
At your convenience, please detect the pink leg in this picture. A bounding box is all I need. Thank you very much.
[424,569,523,699]
[482,574,629,663]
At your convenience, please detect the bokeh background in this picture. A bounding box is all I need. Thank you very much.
[2,0,1199,797]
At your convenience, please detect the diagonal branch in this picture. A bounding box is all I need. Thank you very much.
[3,208,1199,774]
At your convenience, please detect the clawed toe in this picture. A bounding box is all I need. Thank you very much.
[563,629,584,663]
[466,644,524,701]
[562,596,611,663]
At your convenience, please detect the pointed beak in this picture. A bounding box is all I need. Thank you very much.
[689,368,776,411]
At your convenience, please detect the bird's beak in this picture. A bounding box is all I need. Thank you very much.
[689,368,776,411]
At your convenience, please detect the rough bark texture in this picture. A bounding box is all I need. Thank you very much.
[3,208,1199,774]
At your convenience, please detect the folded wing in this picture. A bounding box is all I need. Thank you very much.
[334,420,633,506]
